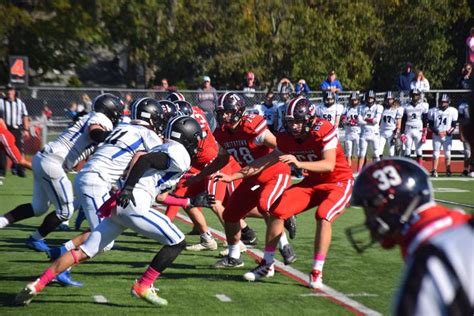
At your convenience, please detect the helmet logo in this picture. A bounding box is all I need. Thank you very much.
[372,166,402,191]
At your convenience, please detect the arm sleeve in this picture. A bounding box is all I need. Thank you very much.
[124,152,170,189]
[89,129,111,143]
[422,113,428,128]
[401,112,407,133]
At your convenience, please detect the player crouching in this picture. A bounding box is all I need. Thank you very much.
[15,116,210,307]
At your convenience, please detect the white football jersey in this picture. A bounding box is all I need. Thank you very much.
[359,103,384,133]
[380,107,404,131]
[315,103,344,126]
[43,112,114,170]
[403,101,429,129]
[342,106,362,134]
[134,140,191,199]
[253,103,278,126]
[81,123,163,184]
[428,107,458,133]
[275,101,287,132]
[458,102,470,122]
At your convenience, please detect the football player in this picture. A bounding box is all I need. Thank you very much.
[188,92,296,267]
[428,94,458,177]
[341,92,362,166]
[274,86,292,132]
[0,94,122,252]
[357,90,384,171]
[315,91,344,129]
[458,98,473,176]
[401,89,429,164]
[378,92,404,158]
[15,116,209,307]
[216,97,353,288]
[251,91,278,133]
[0,118,32,170]
[347,158,473,315]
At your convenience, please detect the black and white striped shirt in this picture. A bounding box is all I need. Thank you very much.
[0,98,28,129]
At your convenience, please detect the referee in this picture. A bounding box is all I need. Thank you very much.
[0,84,30,180]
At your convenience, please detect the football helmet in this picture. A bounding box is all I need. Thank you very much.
[157,100,178,121]
[384,91,394,108]
[215,92,245,126]
[164,116,204,158]
[130,98,167,135]
[364,90,375,106]
[346,158,433,253]
[166,92,186,103]
[349,92,360,107]
[284,97,314,136]
[323,91,336,107]
[175,100,194,116]
[409,89,422,104]
[438,93,450,110]
[92,93,124,126]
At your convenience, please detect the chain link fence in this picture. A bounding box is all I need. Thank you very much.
[8,87,471,159]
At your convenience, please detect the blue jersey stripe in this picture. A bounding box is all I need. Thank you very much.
[111,137,144,159]
[148,209,183,240]
[129,214,174,244]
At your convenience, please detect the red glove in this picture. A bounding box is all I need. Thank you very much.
[400,134,408,144]
[365,118,374,124]
[98,191,119,218]
[350,119,358,126]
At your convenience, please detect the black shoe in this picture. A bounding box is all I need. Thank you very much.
[446,167,452,177]
[462,170,469,177]
[187,226,200,235]
[212,256,244,268]
[241,227,258,245]
[279,244,296,265]
[284,216,297,239]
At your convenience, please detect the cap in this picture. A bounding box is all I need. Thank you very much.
[203,76,211,82]
[328,70,336,75]
[6,83,14,90]
[246,72,255,80]
[406,62,413,68]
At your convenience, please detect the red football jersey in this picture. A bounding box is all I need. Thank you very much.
[214,114,289,181]
[0,125,22,164]
[191,106,219,170]
[276,118,353,184]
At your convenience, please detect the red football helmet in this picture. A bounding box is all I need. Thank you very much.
[284,97,314,136]
[215,92,245,126]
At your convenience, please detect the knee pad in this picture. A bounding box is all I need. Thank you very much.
[465,149,471,160]
[445,151,451,160]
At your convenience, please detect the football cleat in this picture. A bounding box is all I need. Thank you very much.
[279,244,297,265]
[284,216,297,239]
[26,236,50,252]
[53,269,83,287]
[219,242,247,257]
[243,260,275,281]
[131,281,168,306]
[309,269,323,289]
[446,167,452,177]
[212,256,244,269]
[57,223,71,232]
[15,279,41,306]
[430,170,438,178]
[46,245,68,261]
[241,227,258,245]
[186,237,218,251]
[462,170,469,177]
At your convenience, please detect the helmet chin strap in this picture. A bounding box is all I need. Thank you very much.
[400,195,422,225]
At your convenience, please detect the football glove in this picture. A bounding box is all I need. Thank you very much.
[189,192,216,209]
[117,185,136,208]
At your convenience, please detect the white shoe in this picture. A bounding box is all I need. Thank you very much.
[186,238,218,251]
[470,172,474,178]
[308,269,323,289]
[15,279,41,305]
[243,260,275,281]
[0,217,9,229]
[219,242,247,257]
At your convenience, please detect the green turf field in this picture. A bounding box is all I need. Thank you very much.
[0,172,472,315]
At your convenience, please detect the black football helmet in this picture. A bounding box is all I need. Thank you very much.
[364,90,375,106]
[130,97,167,135]
[349,91,360,107]
[409,89,422,104]
[215,92,245,126]
[164,115,204,158]
[157,100,178,121]
[174,100,194,116]
[438,93,450,110]
[323,91,336,107]
[346,158,433,253]
[166,92,186,103]
[92,93,124,126]
[284,97,314,136]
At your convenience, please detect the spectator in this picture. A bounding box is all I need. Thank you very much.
[64,101,78,120]
[197,75,218,129]
[466,27,474,64]
[458,63,473,90]
[295,79,311,96]
[243,71,258,99]
[41,103,53,121]
[80,93,92,112]
[276,77,294,95]
[123,92,133,116]
[0,84,30,178]
[274,84,293,132]
[320,70,342,94]
[154,78,170,92]
[397,62,415,91]
[410,70,430,92]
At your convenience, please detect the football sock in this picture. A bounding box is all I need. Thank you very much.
[149,239,186,273]
[228,244,240,259]
[241,225,250,233]
[64,240,76,251]
[37,268,57,291]
[31,230,44,241]
[37,211,63,238]
[4,203,35,224]
[138,266,160,288]
[0,216,9,228]
[313,253,326,271]
[278,232,289,249]
[263,245,276,264]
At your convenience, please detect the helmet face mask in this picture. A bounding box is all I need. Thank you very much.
[284,97,314,137]
[130,98,167,135]
[438,94,450,110]
[410,89,421,104]
[349,92,360,107]
[365,90,376,106]
[323,92,336,107]
[216,93,245,127]
[174,100,194,116]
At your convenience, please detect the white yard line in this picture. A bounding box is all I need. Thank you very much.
[215,294,232,302]
[93,295,108,304]
[174,212,381,316]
